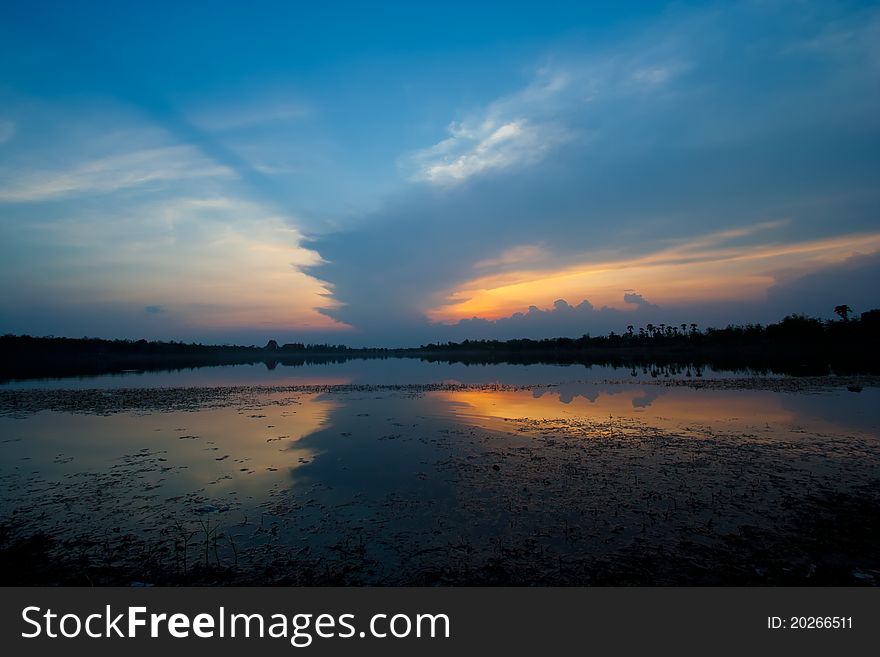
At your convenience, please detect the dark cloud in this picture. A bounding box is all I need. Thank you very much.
[765,252,880,319]
[437,293,680,342]
[310,3,880,345]
[4,2,878,346]
[623,292,658,310]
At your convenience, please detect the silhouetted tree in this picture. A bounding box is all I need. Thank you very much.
[862,309,880,327]
[834,304,853,321]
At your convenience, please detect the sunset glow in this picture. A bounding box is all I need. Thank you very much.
[428,231,880,323]
[1,1,878,344]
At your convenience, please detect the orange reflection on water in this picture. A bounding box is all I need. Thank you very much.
[432,386,796,433]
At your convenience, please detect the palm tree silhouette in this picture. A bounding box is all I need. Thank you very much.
[834,304,853,321]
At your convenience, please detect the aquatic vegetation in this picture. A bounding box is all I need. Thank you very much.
[0,379,877,585]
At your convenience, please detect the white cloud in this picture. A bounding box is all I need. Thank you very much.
[403,65,577,185]
[12,194,345,332]
[410,118,570,184]
[403,45,686,186]
[0,145,234,202]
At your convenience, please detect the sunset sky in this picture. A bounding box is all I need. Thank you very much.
[1,0,879,346]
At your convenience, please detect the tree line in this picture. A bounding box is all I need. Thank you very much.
[1,307,878,381]
[417,308,879,352]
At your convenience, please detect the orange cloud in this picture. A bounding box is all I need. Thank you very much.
[427,227,880,322]
[41,196,351,333]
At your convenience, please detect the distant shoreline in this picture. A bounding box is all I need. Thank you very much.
[3,311,879,382]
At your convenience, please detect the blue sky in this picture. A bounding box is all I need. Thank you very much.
[1,0,879,345]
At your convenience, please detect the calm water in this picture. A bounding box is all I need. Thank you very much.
[1,360,878,584]
[1,357,769,390]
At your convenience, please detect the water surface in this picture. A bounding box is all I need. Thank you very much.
[1,363,878,585]
[1,357,762,390]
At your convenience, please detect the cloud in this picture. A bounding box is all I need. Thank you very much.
[3,1,878,346]
[427,226,880,324]
[412,248,880,343]
[0,78,351,341]
[623,292,658,310]
[402,66,572,185]
[408,118,572,185]
[401,40,686,187]
[0,145,233,202]
[313,1,880,345]
[766,251,880,318]
[1,194,349,340]
[441,293,665,341]
[399,3,725,190]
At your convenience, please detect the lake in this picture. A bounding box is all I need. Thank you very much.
[1,358,878,585]
[0,357,761,390]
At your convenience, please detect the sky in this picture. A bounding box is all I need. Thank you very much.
[1,0,878,346]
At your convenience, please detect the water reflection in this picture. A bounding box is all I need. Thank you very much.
[1,382,878,584]
[0,358,766,390]
[437,386,813,434]
[0,392,336,532]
